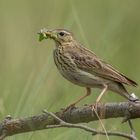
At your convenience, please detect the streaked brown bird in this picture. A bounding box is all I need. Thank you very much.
[39,28,138,110]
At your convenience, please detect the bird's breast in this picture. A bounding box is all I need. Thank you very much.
[53,49,76,72]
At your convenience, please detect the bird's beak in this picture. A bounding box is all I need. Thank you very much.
[38,28,57,42]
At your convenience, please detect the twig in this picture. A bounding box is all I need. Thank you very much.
[44,109,137,140]
[0,102,140,139]
[128,120,137,140]
[92,107,109,140]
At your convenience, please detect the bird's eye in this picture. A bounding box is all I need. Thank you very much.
[59,32,65,37]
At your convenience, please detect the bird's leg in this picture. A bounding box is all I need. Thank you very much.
[64,87,91,112]
[92,84,108,111]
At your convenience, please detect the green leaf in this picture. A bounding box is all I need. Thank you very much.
[39,33,45,42]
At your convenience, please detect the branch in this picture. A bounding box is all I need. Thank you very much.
[128,120,137,140]
[0,102,140,139]
[44,110,137,140]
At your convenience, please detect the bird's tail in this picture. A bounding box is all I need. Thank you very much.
[111,82,139,102]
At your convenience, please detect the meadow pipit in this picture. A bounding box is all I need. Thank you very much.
[38,28,138,110]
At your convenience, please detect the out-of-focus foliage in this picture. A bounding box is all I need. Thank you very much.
[0,0,140,139]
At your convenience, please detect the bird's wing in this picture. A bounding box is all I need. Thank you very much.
[67,47,137,87]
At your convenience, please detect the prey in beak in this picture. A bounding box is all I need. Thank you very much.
[38,28,56,42]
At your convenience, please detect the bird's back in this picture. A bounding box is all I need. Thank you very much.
[64,43,138,87]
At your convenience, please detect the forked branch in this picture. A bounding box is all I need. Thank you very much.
[0,102,140,139]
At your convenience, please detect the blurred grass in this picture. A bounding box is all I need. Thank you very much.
[0,0,140,139]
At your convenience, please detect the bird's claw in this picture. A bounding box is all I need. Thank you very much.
[91,102,98,112]
[63,103,76,113]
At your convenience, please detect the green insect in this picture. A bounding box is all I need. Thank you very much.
[38,32,48,42]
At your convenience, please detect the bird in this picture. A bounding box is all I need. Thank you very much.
[38,28,138,110]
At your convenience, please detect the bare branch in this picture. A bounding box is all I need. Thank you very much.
[0,102,140,139]
[128,120,137,140]
[44,109,137,140]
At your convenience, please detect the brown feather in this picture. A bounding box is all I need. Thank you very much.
[66,44,138,87]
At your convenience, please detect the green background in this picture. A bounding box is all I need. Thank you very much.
[0,0,140,139]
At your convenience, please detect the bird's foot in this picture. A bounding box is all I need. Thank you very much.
[90,103,99,118]
[90,102,98,112]
[63,103,76,113]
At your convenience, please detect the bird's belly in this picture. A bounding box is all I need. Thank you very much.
[59,69,107,88]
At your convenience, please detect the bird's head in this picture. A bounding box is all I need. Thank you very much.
[38,28,74,45]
